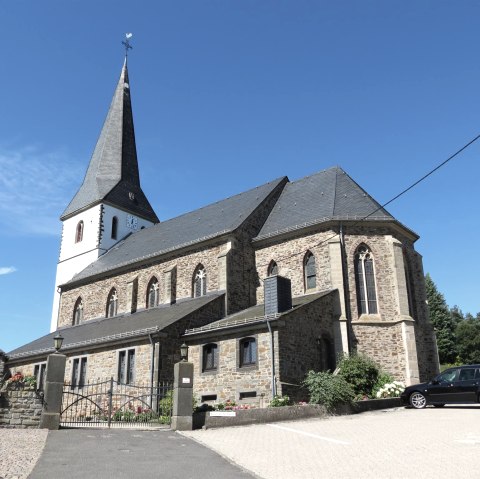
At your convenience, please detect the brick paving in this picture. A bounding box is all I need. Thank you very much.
[182,405,480,479]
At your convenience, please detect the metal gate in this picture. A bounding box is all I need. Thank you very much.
[60,378,173,428]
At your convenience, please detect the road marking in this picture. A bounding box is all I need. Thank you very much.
[267,424,350,445]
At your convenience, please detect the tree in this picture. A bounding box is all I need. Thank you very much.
[456,317,480,364]
[425,274,457,364]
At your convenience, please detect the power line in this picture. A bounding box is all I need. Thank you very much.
[257,131,480,269]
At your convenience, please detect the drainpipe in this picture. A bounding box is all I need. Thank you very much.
[339,223,353,353]
[148,334,156,408]
[265,318,277,398]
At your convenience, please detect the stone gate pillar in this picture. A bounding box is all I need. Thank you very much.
[171,361,193,431]
[39,353,66,430]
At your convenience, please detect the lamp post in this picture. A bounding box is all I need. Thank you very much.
[53,333,64,352]
[180,342,188,362]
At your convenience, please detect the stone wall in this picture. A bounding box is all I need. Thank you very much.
[0,388,42,429]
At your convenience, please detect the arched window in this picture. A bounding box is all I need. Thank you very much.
[267,261,278,276]
[304,252,316,290]
[75,221,84,243]
[403,251,415,317]
[202,343,218,371]
[106,288,118,318]
[354,245,378,315]
[318,337,335,372]
[73,297,83,325]
[239,337,257,367]
[193,265,207,298]
[146,277,159,308]
[111,216,118,240]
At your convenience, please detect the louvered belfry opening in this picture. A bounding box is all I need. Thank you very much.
[264,275,292,316]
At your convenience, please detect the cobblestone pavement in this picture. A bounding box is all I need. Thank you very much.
[0,429,48,479]
[182,405,480,479]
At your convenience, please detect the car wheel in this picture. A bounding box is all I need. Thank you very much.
[433,404,445,408]
[409,392,427,409]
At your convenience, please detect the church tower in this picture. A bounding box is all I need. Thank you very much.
[50,59,158,331]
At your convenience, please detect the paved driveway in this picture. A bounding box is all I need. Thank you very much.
[182,405,480,479]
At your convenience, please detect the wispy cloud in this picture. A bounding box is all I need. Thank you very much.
[0,145,82,236]
[0,267,16,275]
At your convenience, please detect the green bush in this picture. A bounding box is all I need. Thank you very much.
[337,354,380,397]
[370,372,394,399]
[269,395,292,407]
[303,371,355,411]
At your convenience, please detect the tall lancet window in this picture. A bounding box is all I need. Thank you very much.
[111,216,118,240]
[75,221,84,243]
[73,297,83,325]
[193,265,207,298]
[354,245,378,315]
[304,252,316,290]
[146,277,159,308]
[106,288,118,318]
[267,261,278,276]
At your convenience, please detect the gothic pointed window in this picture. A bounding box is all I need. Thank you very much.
[73,297,84,325]
[75,221,84,243]
[146,277,159,308]
[267,261,278,276]
[354,245,378,315]
[106,288,118,318]
[193,265,207,298]
[111,216,118,240]
[304,252,316,290]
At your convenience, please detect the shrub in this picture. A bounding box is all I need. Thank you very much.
[303,371,355,411]
[376,381,405,398]
[370,371,394,399]
[269,395,292,407]
[337,354,379,397]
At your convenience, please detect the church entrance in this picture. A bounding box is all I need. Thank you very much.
[60,378,173,428]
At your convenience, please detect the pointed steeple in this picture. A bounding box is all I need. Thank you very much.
[61,61,158,223]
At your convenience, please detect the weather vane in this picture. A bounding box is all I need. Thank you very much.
[122,33,133,58]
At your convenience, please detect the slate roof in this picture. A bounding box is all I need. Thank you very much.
[254,166,398,241]
[8,292,224,361]
[64,176,287,286]
[184,290,333,336]
[61,61,158,223]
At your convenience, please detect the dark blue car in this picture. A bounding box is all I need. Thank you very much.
[400,365,480,409]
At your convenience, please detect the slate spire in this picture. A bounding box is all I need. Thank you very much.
[61,61,158,223]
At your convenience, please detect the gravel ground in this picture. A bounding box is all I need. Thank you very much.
[0,429,48,479]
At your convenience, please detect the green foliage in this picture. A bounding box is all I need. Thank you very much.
[337,353,379,397]
[158,390,173,423]
[456,318,480,364]
[303,371,355,411]
[269,395,292,407]
[425,274,457,363]
[370,372,394,399]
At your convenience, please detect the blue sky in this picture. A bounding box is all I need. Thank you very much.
[1,1,479,352]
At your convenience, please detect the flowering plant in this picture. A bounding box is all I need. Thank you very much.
[4,372,37,390]
[376,381,405,398]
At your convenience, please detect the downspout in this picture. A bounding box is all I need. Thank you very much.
[265,318,277,398]
[148,334,156,408]
[339,223,353,352]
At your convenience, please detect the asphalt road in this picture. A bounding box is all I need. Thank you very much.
[29,428,255,479]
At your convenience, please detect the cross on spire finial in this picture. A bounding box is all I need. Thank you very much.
[122,33,133,59]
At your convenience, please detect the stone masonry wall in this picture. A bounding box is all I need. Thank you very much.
[0,388,43,429]
[58,242,225,328]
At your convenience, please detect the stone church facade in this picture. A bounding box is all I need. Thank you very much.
[6,60,439,407]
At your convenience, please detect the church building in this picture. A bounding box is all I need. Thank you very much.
[6,59,439,406]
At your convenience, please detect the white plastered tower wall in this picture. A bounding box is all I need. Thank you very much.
[50,204,155,331]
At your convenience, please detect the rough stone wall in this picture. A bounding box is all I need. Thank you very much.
[352,322,406,380]
[0,388,42,429]
[255,229,335,303]
[189,330,276,408]
[58,242,225,327]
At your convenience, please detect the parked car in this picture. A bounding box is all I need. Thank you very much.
[400,364,480,409]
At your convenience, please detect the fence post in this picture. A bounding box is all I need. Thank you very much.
[39,353,66,430]
[171,361,193,431]
[107,377,113,428]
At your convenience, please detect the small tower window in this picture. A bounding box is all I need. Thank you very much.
[304,252,316,290]
[111,216,118,240]
[146,277,159,308]
[193,265,207,298]
[106,288,118,318]
[75,221,84,243]
[267,261,278,276]
[354,245,378,315]
[73,297,84,325]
